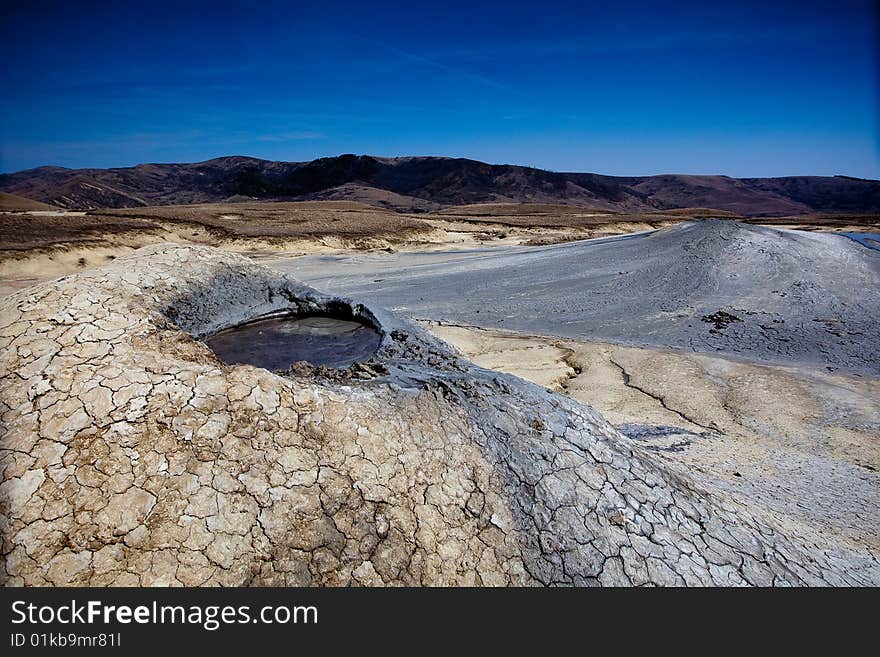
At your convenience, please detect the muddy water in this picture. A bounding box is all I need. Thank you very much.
[206,315,381,370]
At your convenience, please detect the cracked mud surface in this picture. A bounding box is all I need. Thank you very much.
[425,322,880,557]
[2,244,878,586]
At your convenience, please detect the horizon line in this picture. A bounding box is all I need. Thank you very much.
[2,153,877,182]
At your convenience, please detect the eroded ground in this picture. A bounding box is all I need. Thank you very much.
[1,205,878,587]
[2,245,877,586]
[424,322,880,555]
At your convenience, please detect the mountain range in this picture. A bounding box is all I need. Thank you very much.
[1,154,878,216]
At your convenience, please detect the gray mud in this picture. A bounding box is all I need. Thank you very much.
[273,220,880,375]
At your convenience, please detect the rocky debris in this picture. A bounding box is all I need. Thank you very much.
[2,244,878,586]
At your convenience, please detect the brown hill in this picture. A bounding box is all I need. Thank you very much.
[0,192,59,211]
[1,154,878,216]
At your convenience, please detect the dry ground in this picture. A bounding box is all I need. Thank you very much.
[423,321,880,552]
[0,201,677,293]
[0,192,59,212]
[2,203,878,583]
[1,199,878,295]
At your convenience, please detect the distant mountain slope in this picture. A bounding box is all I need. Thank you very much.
[0,192,59,211]
[1,154,878,215]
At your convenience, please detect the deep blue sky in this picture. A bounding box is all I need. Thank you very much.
[1,0,877,177]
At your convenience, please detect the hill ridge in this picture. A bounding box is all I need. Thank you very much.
[2,154,878,215]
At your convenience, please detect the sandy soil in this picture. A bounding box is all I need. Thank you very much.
[423,321,880,551]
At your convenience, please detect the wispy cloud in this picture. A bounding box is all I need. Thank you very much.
[254,131,325,142]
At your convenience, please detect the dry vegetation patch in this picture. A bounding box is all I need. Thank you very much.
[91,201,432,239]
[0,213,161,251]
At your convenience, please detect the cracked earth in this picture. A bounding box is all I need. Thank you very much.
[424,322,880,557]
[2,244,878,586]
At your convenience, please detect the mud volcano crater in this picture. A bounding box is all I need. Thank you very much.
[205,311,382,370]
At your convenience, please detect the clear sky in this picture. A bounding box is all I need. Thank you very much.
[1,0,877,177]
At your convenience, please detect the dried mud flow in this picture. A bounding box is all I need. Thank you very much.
[423,324,880,558]
[1,245,877,585]
[277,220,880,376]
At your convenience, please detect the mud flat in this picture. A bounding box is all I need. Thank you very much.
[274,220,880,376]
[2,203,876,299]
[2,201,794,297]
[3,244,878,585]
[0,203,666,297]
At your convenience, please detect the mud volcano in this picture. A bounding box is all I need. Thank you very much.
[2,244,878,586]
[206,314,381,370]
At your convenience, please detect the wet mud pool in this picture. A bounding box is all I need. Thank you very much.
[206,314,381,370]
